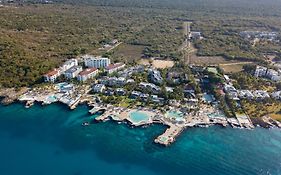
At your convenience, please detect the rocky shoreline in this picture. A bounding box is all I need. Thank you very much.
[0,88,29,105]
[1,86,281,146]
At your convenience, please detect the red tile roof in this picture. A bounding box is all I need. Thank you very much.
[217,89,225,95]
[79,68,98,76]
[105,63,124,70]
[44,69,59,77]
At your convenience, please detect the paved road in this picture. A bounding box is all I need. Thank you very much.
[106,42,123,52]
[219,62,253,66]
[181,22,193,64]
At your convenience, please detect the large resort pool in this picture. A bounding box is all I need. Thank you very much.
[129,111,150,125]
[166,110,185,122]
[47,95,57,103]
[166,111,183,118]
[203,93,215,103]
[207,111,226,118]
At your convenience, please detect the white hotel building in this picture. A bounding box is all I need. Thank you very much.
[43,59,78,83]
[64,66,83,79]
[60,59,78,72]
[83,55,110,68]
[77,68,98,82]
[44,69,61,83]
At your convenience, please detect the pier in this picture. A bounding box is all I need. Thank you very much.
[69,97,81,110]
[95,110,117,122]
[236,113,255,129]
[89,107,103,115]
[262,116,281,128]
[154,124,184,146]
[91,106,118,122]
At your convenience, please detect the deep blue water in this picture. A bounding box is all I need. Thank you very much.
[0,103,281,175]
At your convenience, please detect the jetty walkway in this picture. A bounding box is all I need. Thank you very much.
[155,124,184,146]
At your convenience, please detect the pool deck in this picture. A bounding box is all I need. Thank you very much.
[92,105,233,146]
[17,84,91,109]
[236,113,255,129]
[95,108,154,126]
[90,102,260,146]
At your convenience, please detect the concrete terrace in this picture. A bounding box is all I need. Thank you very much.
[90,103,242,146]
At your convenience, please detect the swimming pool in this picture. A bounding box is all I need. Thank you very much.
[203,93,215,103]
[208,112,226,118]
[166,111,185,122]
[55,82,73,92]
[129,111,150,124]
[56,82,68,88]
[47,95,57,102]
[166,111,183,118]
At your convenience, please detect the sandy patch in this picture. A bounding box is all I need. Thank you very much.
[139,59,174,69]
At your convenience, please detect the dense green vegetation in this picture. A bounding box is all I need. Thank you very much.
[1,0,281,87]
[241,99,281,122]
[0,4,183,87]
[51,0,281,14]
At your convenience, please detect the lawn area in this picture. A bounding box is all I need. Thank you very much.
[189,55,234,65]
[111,44,145,63]
[119,98,134,108]
[219,62,254,73]
[220,64,244,73]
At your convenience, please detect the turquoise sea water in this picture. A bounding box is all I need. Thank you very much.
[0,103,281,175]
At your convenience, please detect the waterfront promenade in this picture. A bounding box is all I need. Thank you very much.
[90,103,256,146]
[9,83,281,146]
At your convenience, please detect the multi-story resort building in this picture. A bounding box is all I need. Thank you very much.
[118,65,144,78]
[99,77,127,87]
[105,63,126,74]
[267,69,281,82]
[84,55,110,68]
[272,91,281,100]
[148,69,163,85]
[254,66,281,82]
[44,69,61,83]
[238,90,255,99]
[240,31,279,42]
[93,84,106,93]
[43,59,78,83]
[139,82,161,94]
[64,66,83,79]
[77,68,99,82]
[252,90,270,100]
[254,66,267,77]
[224,84,239,100]
[60,59,78,72]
